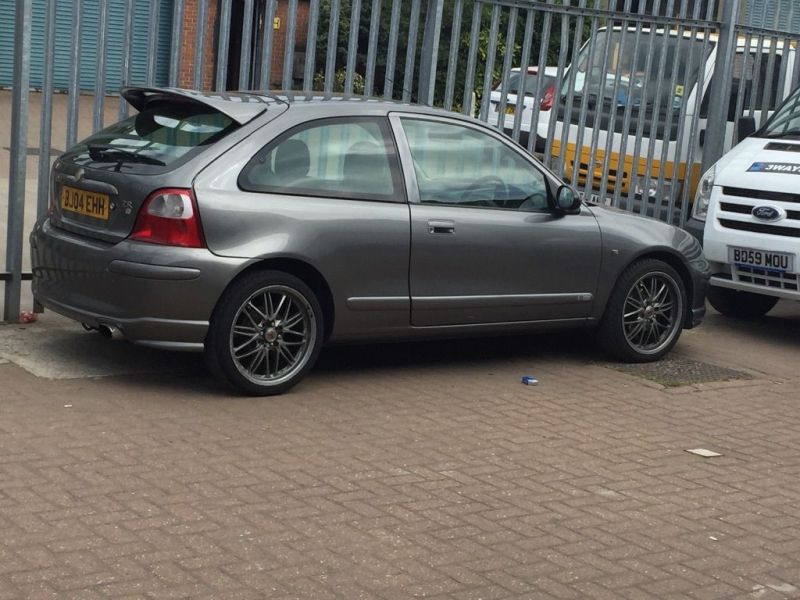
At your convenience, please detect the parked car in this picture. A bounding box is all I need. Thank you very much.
[31,87,709,395]
[689,85,800,317]
[488,66,559,151]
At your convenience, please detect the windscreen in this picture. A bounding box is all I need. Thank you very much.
[564,29,712,112]
[760,87,800,138]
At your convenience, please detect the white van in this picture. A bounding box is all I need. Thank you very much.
[691,87,800,317]
[542,27,795,214]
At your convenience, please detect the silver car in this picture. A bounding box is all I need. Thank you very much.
[31,87,709,395]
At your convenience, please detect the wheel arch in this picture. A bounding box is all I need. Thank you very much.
[212,257,336,341]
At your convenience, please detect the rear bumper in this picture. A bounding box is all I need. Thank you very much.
[30,218,248,350]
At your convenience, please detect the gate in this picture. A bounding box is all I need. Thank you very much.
[3,0,800,321]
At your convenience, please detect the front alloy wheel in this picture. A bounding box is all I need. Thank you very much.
[622,271,683,356]
[207,271,324,395]
[599,259,687,362]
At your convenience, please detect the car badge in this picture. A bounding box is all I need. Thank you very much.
[751,205,784,222]
[74,167,85,182]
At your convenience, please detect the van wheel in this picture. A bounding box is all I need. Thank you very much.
[206,270,324,396]
[707,286,778,318]
[598,259,686,363]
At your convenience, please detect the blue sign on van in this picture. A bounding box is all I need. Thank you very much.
[748,162,800,174]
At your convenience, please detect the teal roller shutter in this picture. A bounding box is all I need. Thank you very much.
[746,0,800,34]
[0,0,174,93]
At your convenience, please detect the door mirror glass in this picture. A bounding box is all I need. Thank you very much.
[555,185,580,213]
[736,116,757,144]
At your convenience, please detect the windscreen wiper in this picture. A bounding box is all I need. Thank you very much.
[87,144,166,166]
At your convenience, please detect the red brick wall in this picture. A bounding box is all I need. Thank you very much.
[270,0,311,88]
[178,0,218,89]
[177,0,310,91]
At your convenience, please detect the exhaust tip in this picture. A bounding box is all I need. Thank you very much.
[98,324,124,341]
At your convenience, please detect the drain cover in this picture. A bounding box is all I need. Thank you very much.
[604,357,752,387]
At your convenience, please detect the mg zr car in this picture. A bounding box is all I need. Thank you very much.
[31,87,709,395]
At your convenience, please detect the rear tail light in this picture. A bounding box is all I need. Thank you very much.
[129,188,205,248]
[540,84,555,111]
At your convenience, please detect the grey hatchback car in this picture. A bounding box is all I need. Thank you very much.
[31,87,709,395]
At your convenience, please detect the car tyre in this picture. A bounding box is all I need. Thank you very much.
[707,286,778,318]
[598,259,687,363]
[206,270,324,396]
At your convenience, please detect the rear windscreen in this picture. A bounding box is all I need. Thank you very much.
[67,103,239,169]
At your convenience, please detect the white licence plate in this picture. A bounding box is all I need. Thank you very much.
[729,246,795,273]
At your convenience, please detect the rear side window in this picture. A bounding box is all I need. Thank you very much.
[239,117,404,203]
[69,103,238,169]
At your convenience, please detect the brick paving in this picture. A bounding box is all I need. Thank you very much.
[2,305,800,599]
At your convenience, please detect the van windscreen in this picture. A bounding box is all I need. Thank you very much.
[559,30,713,140]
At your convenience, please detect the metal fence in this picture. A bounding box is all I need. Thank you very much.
[3,0,800,321]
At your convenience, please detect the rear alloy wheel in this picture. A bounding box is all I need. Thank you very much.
[207,270,324,395]
[707,286,778,319]
[598,259,686,362]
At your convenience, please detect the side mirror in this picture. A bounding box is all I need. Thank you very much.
[555,185,581,214]
[736,116,757,144]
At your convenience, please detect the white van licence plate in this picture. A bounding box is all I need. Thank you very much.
[729,246,794,273]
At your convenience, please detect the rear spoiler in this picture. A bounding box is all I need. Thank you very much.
[121,87,279,125]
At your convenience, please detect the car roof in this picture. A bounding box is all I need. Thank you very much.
[259,90,487,125]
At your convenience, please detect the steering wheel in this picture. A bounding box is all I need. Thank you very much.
[462,175,509,207]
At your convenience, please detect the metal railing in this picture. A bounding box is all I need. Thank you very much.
[3,0,800,321]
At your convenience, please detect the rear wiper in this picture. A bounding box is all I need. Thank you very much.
[87,144,166,166]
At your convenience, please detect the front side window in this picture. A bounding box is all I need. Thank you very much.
[701,51,784,121]
[400,118,549,211]
[240,117,402,202]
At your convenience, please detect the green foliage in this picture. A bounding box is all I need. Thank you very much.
[312,69,366,94]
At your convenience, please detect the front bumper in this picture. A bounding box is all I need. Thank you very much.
[30,218,248,350]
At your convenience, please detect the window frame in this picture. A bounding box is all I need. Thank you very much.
[390,112,557,212]
[238,115,407,204]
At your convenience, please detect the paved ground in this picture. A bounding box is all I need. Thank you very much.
[1,304,800,599]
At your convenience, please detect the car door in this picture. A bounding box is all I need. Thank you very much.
[390,113,602,327]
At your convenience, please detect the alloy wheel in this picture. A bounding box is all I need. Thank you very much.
[622,272,683,355]
[229,285,316,386]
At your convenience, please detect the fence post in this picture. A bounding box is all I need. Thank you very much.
[4,0,32,322]
[701,0,740,174]
[419,0,444,106]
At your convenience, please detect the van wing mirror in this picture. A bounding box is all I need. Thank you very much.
[737,117,757,144]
